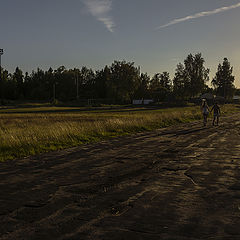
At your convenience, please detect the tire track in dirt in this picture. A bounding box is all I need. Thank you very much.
[1,114,240,239]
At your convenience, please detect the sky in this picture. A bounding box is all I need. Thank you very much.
[0,0,240,87]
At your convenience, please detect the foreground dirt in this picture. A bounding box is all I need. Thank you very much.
[1,114,240,240]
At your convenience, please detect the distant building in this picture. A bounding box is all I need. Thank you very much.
[214,96,225,104]
[201,93,214,100]
[133,99,154,105]
[200,93,226,104]
[233,95,240,102]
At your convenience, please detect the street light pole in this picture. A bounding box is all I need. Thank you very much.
[0,49,3,105]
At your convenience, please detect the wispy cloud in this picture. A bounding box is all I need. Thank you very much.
[82,0,115,32]
[157,2,240,29]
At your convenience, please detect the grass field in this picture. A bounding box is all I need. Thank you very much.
[0,104,239,162]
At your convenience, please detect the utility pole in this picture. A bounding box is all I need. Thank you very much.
[0,49,3,105]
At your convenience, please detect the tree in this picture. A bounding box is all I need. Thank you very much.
[109,61,140,103]
[13,67,24,99]
[0,66,3,104]
[150,72,172,101]
[27,68,49,100]
[173,53,209,100]
[184,53,209,98]
[235,88,240,96]
[173,63,189,100]
[134,73,150,99]
[53,66,66,101]
[212,58,235,99]
[78,66,95,99]
[0,68,11,102]
[95,66,111,99]
[45,67,55,100]
[159,72,172,91]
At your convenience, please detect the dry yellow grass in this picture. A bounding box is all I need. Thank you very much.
[0,104,239,161]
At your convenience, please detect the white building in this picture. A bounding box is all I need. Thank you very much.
[133,99,154,105]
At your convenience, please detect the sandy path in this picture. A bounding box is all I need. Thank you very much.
[1,114,240,240]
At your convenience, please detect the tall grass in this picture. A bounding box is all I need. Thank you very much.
[0,104,239,162]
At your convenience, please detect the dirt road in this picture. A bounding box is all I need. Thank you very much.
[1,114,240,240]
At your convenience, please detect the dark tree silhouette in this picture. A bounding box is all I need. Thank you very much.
[149,72,172,101]
[173,53,209,100]
[109,61,140,103]
[2,54,235,105]
[212,58,235,100]
[134,73,151,100]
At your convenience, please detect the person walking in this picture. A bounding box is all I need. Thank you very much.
[211,102,221,126]
[201,99,210,126]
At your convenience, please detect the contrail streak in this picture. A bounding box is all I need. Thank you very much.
[157,2,240,29]
[82,0,115,32]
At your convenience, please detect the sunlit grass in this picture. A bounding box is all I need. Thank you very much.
[0,104,239,162]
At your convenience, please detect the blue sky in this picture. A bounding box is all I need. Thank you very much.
[1,0,240,87]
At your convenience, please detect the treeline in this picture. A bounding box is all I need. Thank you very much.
[0,53,237,104]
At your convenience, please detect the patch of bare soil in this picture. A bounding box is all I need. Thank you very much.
[1,114,240,240]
